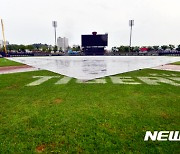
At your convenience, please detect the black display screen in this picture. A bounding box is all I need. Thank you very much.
[82,34,108,46]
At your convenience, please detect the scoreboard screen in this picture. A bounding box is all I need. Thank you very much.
[82,34,108,46]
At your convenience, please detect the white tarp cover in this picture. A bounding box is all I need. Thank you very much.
[7,56,180,80]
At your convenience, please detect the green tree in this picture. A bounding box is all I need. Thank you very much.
[7,45,13,51]
[48,47,52,52]
[26,45,34,51]
[7,44,19,51]
[117,46,130,52]
[112,47,118,52]
[13,45,19,51]
[161,45,169,50]
[42,46,48,52]
[133,46,140,52]
[58,47,62,52]
[19,45,26,52]
[72,45,80,51]
[53,46,58,52]
[147,46,153,51]
[153,46,159,51]
[117,46,123,52]
[124,46,130,52]
[176,45,180,51]
[169,44,175,50]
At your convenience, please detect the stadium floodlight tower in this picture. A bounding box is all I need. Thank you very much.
[52,21,57,46]
[1,18,7,54]
[129,20,134,50]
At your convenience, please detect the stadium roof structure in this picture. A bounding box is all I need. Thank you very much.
[8,56,180,81]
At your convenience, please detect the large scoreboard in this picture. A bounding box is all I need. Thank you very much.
[82,34,108,47]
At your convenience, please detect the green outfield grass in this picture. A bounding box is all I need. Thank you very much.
[0,58,24,67]
[0,69,179,153]
[172,61,180,65]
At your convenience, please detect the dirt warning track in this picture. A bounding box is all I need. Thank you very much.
[153,64,180,72]
[0,65,39,74]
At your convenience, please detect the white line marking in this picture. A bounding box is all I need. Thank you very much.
[138,77,180,86]
[55,77,72,84]
[110,76,141,84]
[27,76,59,86]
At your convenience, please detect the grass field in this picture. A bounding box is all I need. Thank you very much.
[0,58,24,67]
[0,68,180,153]
[172,61,180,65]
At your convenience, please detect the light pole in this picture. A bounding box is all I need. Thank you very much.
[1,19,7,54]
[129,20,134,51]
[52,21,57,46]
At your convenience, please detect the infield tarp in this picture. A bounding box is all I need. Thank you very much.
[7,56,180,80]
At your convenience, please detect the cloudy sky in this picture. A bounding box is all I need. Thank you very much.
[1,0,180,48]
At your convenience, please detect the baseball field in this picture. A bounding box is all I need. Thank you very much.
[0,58,179,153]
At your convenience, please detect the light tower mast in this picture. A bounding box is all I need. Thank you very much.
[129,20,134,50]
[1,19,7,54]
[52,21,57,46]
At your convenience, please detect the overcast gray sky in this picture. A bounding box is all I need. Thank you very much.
[1,0,180,48]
